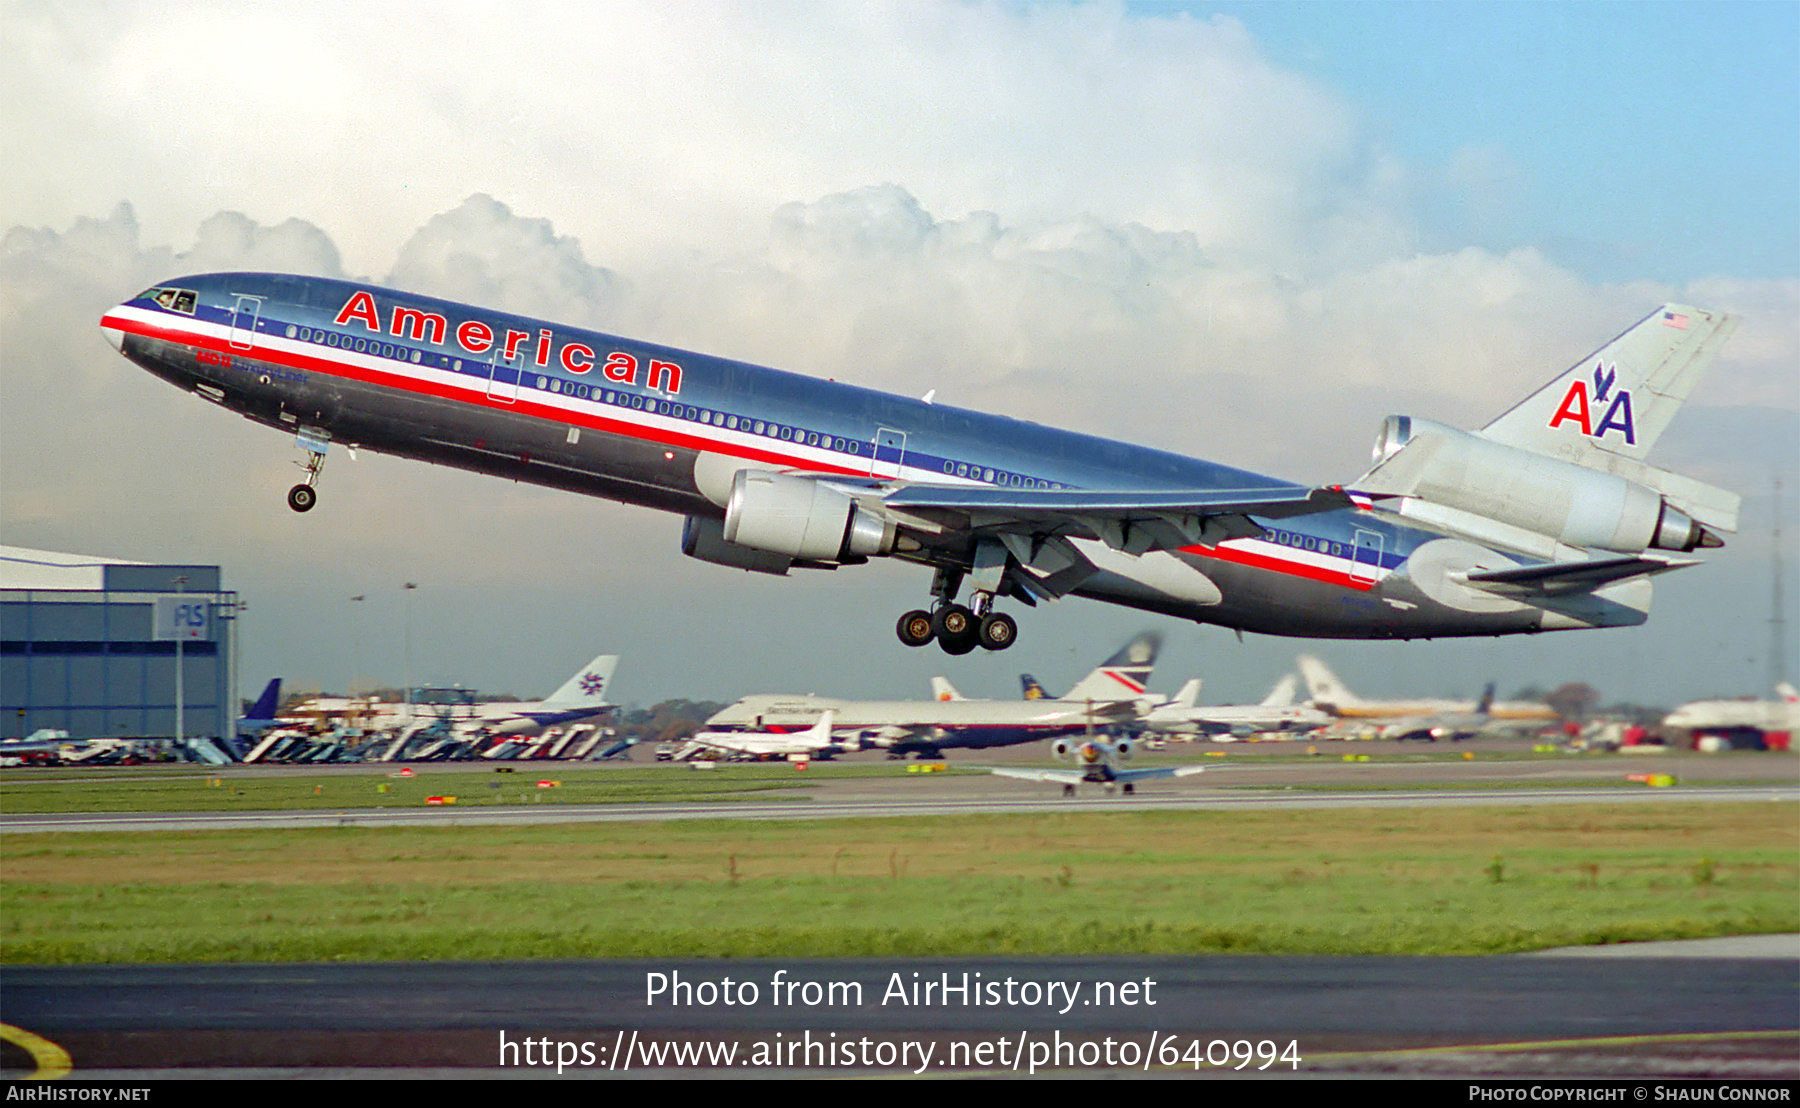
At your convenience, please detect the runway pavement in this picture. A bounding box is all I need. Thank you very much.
[4,949,1795,1079]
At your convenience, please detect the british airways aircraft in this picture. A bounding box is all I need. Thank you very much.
[100,275,1739,654]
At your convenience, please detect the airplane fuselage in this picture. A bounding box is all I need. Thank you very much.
[102,273,1656,642]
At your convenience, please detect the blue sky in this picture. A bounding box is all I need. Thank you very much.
[1198,0,1800,283]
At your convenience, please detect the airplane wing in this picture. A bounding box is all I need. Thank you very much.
[987,765,1208,784]
[988,767,1087,784]
[878,485,1354,553]
[1113,765,1209,783]
[1458,554,1699,598]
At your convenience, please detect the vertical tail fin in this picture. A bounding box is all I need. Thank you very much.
[1480,304,1738,463]
[244,678,282,720]
[1019,674,1050,700]
[1171,679,1202,709]
[544,654,619,706]
[1063,632,1161,702]
[1475,682,1496,715]
[931,677,963,702]
[1297,655,1357,710]
[1259,673,1298,707]
[801,710,836,747]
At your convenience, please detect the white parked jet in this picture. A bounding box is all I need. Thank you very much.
[352,654,621,738]
[687,711,847,760]
[705,634,1162,756]
[1663,684,1800,736]
[1135,673,1332,739]
[1297,655,1556,723]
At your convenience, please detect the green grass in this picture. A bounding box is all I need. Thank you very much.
[3,803,1793,962]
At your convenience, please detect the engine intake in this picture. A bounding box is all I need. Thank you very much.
[723,471,896,563]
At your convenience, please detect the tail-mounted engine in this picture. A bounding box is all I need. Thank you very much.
[1363,416,1724,554]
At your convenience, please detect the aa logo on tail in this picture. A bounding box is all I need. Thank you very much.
[1547,361,1636,445]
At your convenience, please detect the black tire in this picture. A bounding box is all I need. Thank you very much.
[933,604,978,655]
[940,633,977,656]
[932,604,973,638]
[977,612,1017,651]
[287,484,317,513]
[896,609,935,647]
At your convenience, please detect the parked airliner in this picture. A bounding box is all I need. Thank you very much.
[102,276,1739,653]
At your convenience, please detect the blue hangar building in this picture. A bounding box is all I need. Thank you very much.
[1,547,240,741]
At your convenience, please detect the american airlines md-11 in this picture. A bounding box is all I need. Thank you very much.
[101,275,1739,654]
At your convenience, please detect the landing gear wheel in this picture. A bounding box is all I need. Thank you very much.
[1123,783,1136,795]
[933,604,978,655]
[932,604,973,639]
[287,484,317,513]
[896,610,935,648]
[1062,784,1076,798]
[977,612,1016,651]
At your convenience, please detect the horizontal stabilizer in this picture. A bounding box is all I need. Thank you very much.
[1459,555,1698,598]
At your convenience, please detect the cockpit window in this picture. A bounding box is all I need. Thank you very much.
[143,287,197,314]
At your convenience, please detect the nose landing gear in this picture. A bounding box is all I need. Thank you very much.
[287,430,329,513]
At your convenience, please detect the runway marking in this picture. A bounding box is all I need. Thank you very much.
[1,1023,72,1079]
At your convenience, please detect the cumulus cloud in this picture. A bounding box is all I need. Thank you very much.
[2,2,1411,281]
[385,194,622,324]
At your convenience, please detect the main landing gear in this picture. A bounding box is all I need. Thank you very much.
[895,566,1018,654]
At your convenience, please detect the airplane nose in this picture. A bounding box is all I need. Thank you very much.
[99,309,126,352]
